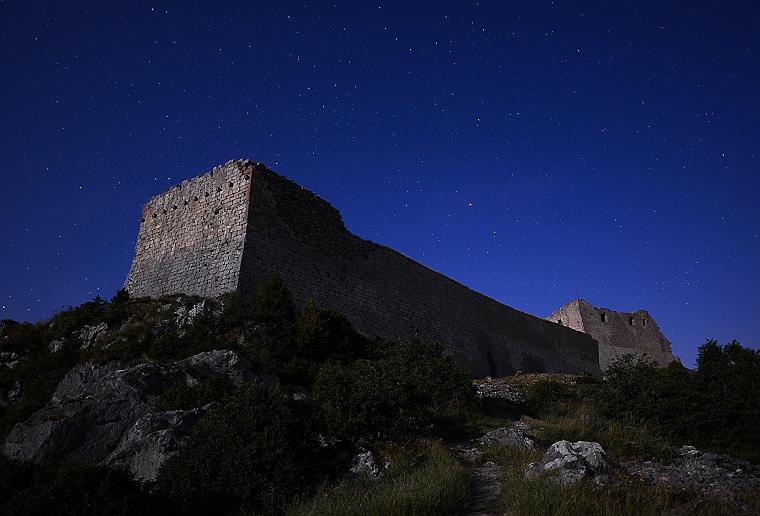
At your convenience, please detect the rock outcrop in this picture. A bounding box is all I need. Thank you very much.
[104,403,214,482]
[620,445,760,506]
[479,427,536,450]
[525,440,609,486]
[1,350,278,482]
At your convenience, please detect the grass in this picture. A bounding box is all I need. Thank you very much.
[524,411,676,463]
[286,439,472,516]
[471,374,760,516]
[491,472,757,516]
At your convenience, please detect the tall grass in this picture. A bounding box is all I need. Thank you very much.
[480,374,760,516]
[492,473,756,516]
[286,440,472,516]
[526,410,675,463]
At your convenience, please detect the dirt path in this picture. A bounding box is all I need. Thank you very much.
[456,440,503,516]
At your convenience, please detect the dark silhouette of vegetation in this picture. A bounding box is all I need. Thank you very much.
[0,456,150,516]
[153,382,316,515]
[598,341,760,462]
[311,336,479,442]
[154,374,236,412]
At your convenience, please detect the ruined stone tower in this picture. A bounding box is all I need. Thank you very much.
[123,158,601,378]
[546,299,677,370]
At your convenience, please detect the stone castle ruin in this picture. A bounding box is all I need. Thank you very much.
[546,299,677,370]
[123,158,675,377]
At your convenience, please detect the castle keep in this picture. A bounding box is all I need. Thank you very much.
[546,299,677,370]
[124,159,604,377]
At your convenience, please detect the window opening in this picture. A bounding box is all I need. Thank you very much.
[628,317,633,325]
[600,313,606,322]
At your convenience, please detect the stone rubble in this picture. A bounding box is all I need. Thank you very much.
[474,378,526,403]
[620,445,760,505]
[479,427,536,450]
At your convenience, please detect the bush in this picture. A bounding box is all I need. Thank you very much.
[692,340,760,459]
[154,382,315,514]
[311,336,478,441]
[0,457,148,516]
[155,374,236,412]
[295,300,367,361]
[287,440,472,516]
[253,273,295,326]
[595,343,760,462]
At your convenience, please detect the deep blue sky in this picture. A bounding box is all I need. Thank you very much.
[1,1,758,368]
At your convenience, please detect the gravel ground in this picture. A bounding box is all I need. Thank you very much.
[620,445,760,511]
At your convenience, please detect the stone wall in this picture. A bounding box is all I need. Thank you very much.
[123,160,254,298]
[546,299,677,370]
[124,159,601,378]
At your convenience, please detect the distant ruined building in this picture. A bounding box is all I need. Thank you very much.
[123,158,676,377]
[546,299,678,370]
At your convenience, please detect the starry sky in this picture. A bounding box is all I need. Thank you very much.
[1,1,758,368]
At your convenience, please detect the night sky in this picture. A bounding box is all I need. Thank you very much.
[2,1,758,368]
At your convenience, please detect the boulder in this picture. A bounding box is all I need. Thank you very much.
[0,351,24,369]
[479,427,536,450]
[181,350,280,388]
[525,440,608,486]
[48,339,65,353]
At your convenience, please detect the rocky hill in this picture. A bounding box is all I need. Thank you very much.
[1,283,758,514]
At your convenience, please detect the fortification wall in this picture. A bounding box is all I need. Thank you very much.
[123,160,253,298]
[546,299,677,370]
[124,159,601,378]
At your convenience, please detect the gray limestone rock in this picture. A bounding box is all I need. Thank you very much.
[479,427,536,450]
[525,440,608,486]
[621,445,760,504]
[181,350,280,388]
[7,380,21,402]
[1,349,278,481]
[79,321,108,349]
[154,300,207,337]
[105,403,214,482]
[48,339,65,353]
[2,360,178,464]
[1,351,24,369]
[347,448,380,479]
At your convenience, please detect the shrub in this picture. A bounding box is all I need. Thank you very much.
[594,343,760,462]
[692,340,760,459]
[155,374,235,412]
[311,336,478,441]
[295,300,367,361]
[154,382,315,514]
[0,457,148,516]
[253,273,295,326]
[287,440,471,516]
[149,331,184,361]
